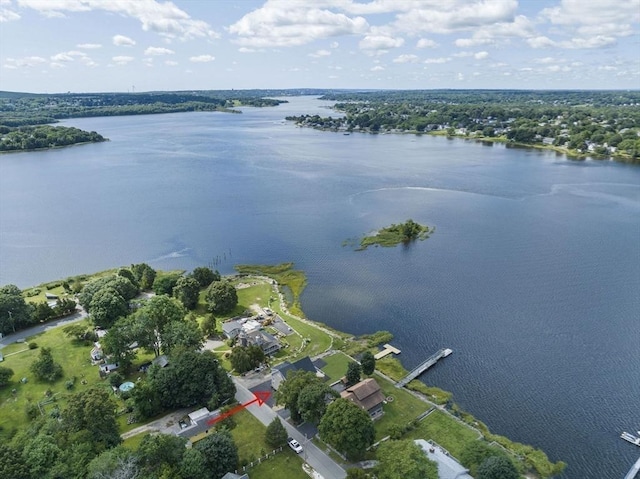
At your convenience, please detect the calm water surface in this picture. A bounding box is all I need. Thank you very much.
[1,97,638,478]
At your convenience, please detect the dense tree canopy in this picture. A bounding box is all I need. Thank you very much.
[319,398,375,460]
[131,263,157,290]
[375,440,438,479]
[143,350,235,412]
[275,370,318,423]
[194,430,239,479]
[0,366,14,387]
[0,284,34,334]
[152,273,182,296]
[360,351,375,376]
[265,418,289,448]
[460,440,511,477]
[173,275,201,310]
[297,381,338,424]
[205,281,238,314]
[346,361,362,386]
[132,295,186,357]
[229,344,265,374]
[477,455,520,479]
[191,266,220,288]
[30,347,63,382]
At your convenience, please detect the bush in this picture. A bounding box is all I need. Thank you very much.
[25,402,40,420]
[28,342,38,349]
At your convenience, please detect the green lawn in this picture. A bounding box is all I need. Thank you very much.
[404,409,481,458]
[319,351,352,382]
[246,451,308,479]
[373,374,431,441]
[0,319,109,437]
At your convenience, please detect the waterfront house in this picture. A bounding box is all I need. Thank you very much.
[340,378,385,419]
[271,356,323,390]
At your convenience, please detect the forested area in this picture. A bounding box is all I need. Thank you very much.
[0,125,105,151]
[0,91,287,152]
[286,90,640,163]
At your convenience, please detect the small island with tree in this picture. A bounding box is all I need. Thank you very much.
[354,219,434,250]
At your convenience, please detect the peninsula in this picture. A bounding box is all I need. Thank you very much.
[0,263,564,479]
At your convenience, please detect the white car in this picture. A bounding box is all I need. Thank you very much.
[288,437,303,454]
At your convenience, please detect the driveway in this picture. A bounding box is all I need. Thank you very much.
[234,377,346,479]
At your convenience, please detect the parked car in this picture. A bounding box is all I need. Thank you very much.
[288,437,303,454]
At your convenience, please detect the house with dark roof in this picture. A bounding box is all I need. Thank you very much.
[340,378,385,419]
[238,329,281,356]
[271,356,323,390]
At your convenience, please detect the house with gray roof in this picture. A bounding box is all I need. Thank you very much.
[271,356,322,390]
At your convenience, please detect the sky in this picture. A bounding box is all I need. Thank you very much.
[0,0,639,93]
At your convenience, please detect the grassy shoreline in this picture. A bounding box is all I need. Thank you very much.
[3,264,564,477]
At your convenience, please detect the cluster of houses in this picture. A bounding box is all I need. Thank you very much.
[221,314,283,356]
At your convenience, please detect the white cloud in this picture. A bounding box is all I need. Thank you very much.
[113,34,136,46]
[371,65,385,71]
[229,1,368,47]
[50,62,65,69]
[165,60,178,66]
[76,43,102,49]
[0,6,20,22]
[457,73,465,81]
[189,55,215,63]
[309,49,331,58]
[474,51,489,60]
[416,38,437,49]
[112,55,134,65]
[424,57,451,64]
[330,41,339,48]
[239,47,257,53]
[393,54,419,63]
[50,50,87,63]
[17,0,219,40]
[453,51,473,58]
[359,34,404,51]
[4,55,47,68]
[538,0,639,48]
[144,46,174,56]
[393,0,518,35]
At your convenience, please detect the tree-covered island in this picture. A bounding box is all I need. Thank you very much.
[0,125,106,152]
[285,89,640,164]
[351,219,434,250]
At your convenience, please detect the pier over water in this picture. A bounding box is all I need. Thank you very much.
[396,348,452,388]
[624,456,640,479]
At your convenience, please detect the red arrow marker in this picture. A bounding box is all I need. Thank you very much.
[207,391,271,426]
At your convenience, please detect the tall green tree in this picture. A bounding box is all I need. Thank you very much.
[0,366,14,388]
[276,370,318,423]
[0,284,33,334]
[201,314,217,337]
[0,444,30,479]
[131,263,157,290]
[87,446,138,479]
[360,351,375,376]
[205,281,238,314]
[375,440,438,479]
[161,319,204,355]
[179,448,207,479]
[88,287,129,329]
[297,382,338,424]
[61,387,121,451]
[319,398,374,460]
[191,267,220,288]
[137,433,187,478]
[173,276,201,310]
[477,455,519,479]
[460,441,508,477]
[30,347,63,382]
[101,316,138,370]
[229,344,264,374]
[265,418,288,448]
[194,430,238,479]
[346,361,362,386]
[152,273,182,296]
[132,295,186,357]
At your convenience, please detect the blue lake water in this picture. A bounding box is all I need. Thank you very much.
[1,97,639,478]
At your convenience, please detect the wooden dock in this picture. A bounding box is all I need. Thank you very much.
[624,456,640,479]
[375,344,401,360]
[395,348,452,388]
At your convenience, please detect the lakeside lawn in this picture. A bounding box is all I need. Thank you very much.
[404,409,481,459]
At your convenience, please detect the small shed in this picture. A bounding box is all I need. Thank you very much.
[152,355,169,368]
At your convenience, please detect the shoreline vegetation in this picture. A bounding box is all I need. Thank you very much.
[2,263,564,478]
[0,90,290,153]
[286,89,640,164]
[345,219,434,251]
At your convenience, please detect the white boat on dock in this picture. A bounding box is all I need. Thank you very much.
[621,431,640,447]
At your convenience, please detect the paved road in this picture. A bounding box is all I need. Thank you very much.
[233,378,346,479]
[0,307,88,350]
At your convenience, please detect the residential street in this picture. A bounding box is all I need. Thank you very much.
[233,377,347,479]
[0,307,88,350]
